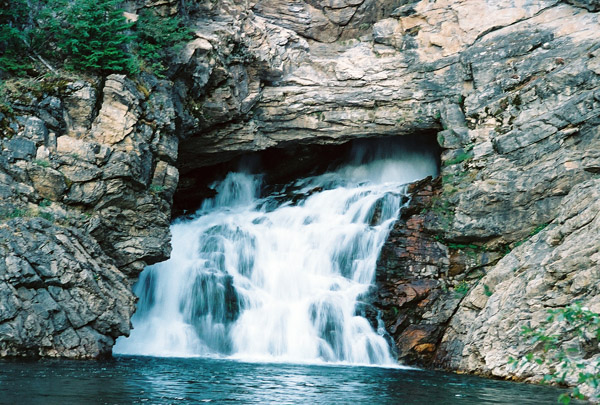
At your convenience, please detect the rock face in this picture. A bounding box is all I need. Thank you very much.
[0,218,135,358]
[436,179,600,396]
[173,1,600,383]
[1,0,599,384]
[1,73,179,356]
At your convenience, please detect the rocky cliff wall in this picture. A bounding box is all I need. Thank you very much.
[0,1,599,388]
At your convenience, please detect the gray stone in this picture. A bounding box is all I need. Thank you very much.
[63,81,97,138]
[19,116,48,145]
[564,0,600,11]
[64,181,106,206]
[6,137,36,161]
[435,179,600,397]
[0,218,135,358]
[373,18,401,47]
[28,165,68,201]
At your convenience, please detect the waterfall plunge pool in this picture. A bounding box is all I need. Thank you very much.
[0,356,579,404]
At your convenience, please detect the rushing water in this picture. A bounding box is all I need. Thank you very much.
[115,139,437,364]
[0,357,579,404]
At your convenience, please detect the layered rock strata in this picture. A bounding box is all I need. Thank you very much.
[435,179,600,399]
[0,219,135,358]
[1,73,179,356]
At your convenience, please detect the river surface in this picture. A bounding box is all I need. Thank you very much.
[0,356,575,404]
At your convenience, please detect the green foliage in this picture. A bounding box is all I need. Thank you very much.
[3,208,27,219]
[39,211,54,222]
[0,0,32,74]
[446,242,485,251]
[34,159,50,168]
[149,184,164,194]
[530,223,549,237]
[513,223,550,249]
[425,196,455,229]
[39,199,51,208]
[47,0,136,74]
[134,10,194,76]
[454,280,470,297]
[1,1,193,77]
[515,303,600,404]
[443,150,473,166]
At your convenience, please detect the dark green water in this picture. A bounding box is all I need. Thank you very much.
[0,356,576,404]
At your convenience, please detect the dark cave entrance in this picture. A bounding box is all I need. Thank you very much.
[172,131,442,218]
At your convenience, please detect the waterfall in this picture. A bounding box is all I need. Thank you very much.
[114,139,438,366]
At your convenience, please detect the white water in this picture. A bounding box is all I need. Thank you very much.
[115,140,437,366]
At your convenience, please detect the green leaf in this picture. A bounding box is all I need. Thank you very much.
[557,393,571,405]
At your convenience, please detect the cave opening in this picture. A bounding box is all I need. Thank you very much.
[172,131,442,218]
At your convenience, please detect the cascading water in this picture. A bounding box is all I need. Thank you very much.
[114,139,438,366]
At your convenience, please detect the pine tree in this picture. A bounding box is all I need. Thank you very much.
[0,0,32,74]
[49,0,136,74]
[135,9,194,76]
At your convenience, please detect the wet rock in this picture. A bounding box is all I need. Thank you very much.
[371,177,460,365]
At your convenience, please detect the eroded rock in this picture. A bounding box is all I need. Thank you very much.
[0,218,135,358]
[434,179,600,399]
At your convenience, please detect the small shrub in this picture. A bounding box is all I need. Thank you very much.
[512,303,600,404]
[454,280,470,297]
[39,211,54,222]
[0,207,28,219]
[134,10,194,77]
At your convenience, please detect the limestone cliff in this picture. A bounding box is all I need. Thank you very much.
[0,1,598,394]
